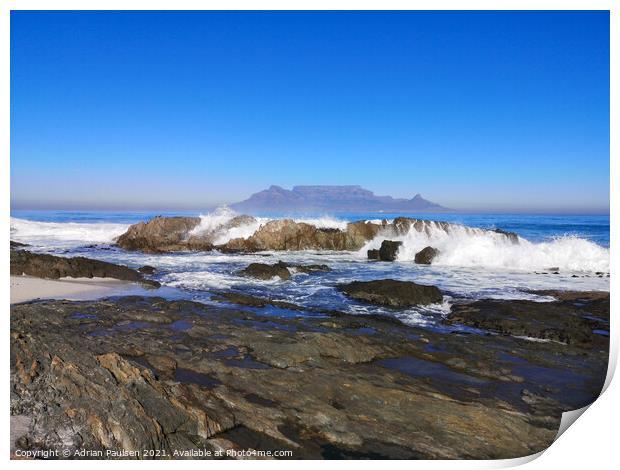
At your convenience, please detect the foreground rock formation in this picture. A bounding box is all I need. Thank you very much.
[10,250,160,288]
[10,293,608,459]
[115,215,519,254]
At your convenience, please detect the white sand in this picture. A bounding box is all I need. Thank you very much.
[10,275,130,304]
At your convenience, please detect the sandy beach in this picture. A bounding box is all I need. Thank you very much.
[10,275,130,304]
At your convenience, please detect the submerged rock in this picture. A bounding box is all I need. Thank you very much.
[378,240,402,261]
[414,246,439,265]
[239,262,291,281]
[338,279,443,307]
[10,250,160,287]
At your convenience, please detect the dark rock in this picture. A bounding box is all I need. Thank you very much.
[414,246,439,265]
[274,261,331,274]
[367,249,380,260]
[445,294,610,347]
[339,279,443,307]
[138,265,157,275]
[10,250,158,288]
[239,263,291,281]
[378,240,402,261]
[10,241,29,249]
[211,292,304,310]
[493,229,519,244]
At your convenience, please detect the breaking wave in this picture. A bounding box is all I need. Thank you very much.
[190,207,266,245]
[361,221,609,273]
[190,207,349,245]
[11,210,609,273]
[10,217,129,248]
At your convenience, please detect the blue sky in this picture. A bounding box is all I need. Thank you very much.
[11,11,609,212]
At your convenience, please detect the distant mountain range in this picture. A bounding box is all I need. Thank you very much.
[230,185,448,213]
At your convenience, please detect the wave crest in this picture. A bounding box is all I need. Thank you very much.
[361,222,609,272]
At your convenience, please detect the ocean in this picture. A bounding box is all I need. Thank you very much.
[10,208,610,327]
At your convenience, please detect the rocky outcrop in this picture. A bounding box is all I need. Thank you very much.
[10,250,160,288]
[220,219,371,252]
[116,216,202,253]
[445,295,610,347]
[13,295,609,459]
[414,246,439,264]
[116,215,520,254]
[378,240,402,261]
[339,279,443,307]
[239,263,291,281]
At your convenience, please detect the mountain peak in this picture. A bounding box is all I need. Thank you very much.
[231,185,447,214]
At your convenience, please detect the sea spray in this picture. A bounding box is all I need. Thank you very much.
[189,207,267,245]
[360,221,609,273]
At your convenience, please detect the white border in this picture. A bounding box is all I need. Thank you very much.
[3,1,616,468]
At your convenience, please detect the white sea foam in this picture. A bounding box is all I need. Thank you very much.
[10,218,129,248]
[190,207,267,245]
[360,221,609,273]
[189,208,349,245]
[292,216,349,230]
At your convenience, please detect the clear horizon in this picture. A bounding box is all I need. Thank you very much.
[11,11,610,213]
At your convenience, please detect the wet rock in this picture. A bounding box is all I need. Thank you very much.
[274,261,331,274]
[378,240,402,261]
[239,263,291,281]
[445,294,610,347]
[211,292,303,311]
[367,249,380,260]
[10,250,159,287]
[493,229,519,244]
[138,265,156,275]
[414,246,439,265]
[338,279,443,307]
[12,296,601,459]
